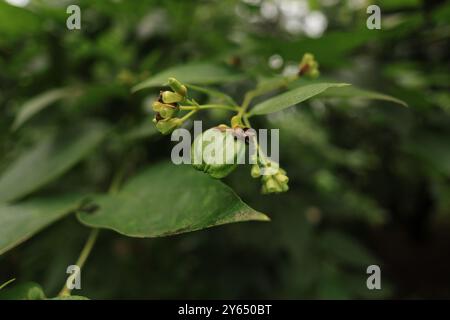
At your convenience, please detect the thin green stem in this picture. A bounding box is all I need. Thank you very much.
[58,166,125,297]
[243,114,251,127]
[58,228,99,297]
[0,278,15,290]
[180,104,239,112]
[180,109,199,122]
[239,92,255,115]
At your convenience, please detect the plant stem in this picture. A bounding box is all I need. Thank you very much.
[180,104,239,112]
[58,228,99,297]
[0,278,15,290]
[180,109,199,122]
[243,114,251,127]
[239,92,255,115]
[57,166,126,297]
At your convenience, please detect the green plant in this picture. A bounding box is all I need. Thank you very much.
[4,0,447,300]
[0,50,405,299]
[146,54,393,195]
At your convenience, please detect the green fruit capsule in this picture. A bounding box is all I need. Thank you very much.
[155,118,181,135]
[191,126,246,179]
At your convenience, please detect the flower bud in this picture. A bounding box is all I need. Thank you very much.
[155,118,181,135]
[251,164,261,178]
[259,166,289,194]
[231,115,242,128]
[161,91,183,104]
[298,53,320,78]
[263,177,280,194]
[168,77,187,97]
[152,101,165,112]
[153,101,179,119]
[275,173,289,185]
[191,126,246,179]
[159,104,179,119]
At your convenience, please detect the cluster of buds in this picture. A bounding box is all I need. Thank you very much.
[150,73,296,195]
[298,53,319,78]
[152,78,187,135]
[251,162,289,194]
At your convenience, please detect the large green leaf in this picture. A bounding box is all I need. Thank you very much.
[318,86,408,107]
[132,63,242,92]
[0,121,108,203]
[0,194,83,255]
[77,163,269,237]
[248,83,350,116]
[12,87,79,131]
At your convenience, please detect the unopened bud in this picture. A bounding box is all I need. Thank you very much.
[251,164,261,178]
[161,91,183,104]
[231,115,242,128]
[168,78,187,97]
[275,173,289,185]
[264,177,280,194]
[299,53,319,78]
[159,104,179,119]
[155,118,181,135]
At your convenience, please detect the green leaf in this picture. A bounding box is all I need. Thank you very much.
[12,87,80,131]
[319,86,408,107]
[249,83,350,116]
[0,121,108,203]
[254,77,289,94]
[0,2,41,41]
[0,194,84,255]
[0,282,46,300]
[132,63,243,92]
[77,163,269,237]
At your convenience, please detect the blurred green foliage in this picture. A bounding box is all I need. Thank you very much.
[0,0,449,299]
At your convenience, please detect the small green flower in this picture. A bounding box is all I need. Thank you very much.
[154,117,182,135]
[230,115,243,128]
[261,169,289,194]
[298,53,319,78]
[252,161,289,194]
[161,91,183,104]
[250,164,261,178]
[191,125,246,179]
[153,101,180,119]
[152,101,179,118]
